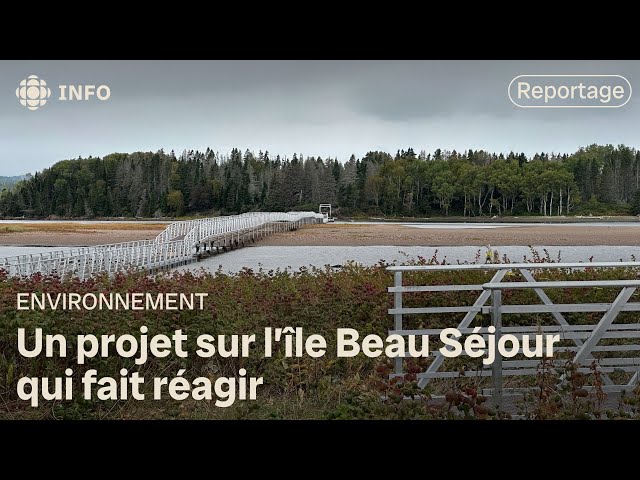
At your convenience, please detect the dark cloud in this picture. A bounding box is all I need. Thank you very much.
[0,60,638,175]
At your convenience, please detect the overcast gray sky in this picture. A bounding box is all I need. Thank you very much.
[1,60,638,176]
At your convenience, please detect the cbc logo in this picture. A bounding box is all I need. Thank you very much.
[15,75,52,111]
[15,74,111,111]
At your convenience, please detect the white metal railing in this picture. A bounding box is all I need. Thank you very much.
[0,238,192,279]
[182,211,322,249]
[0,211,323,279]
[155,219,200,243]
[387,262,640,408]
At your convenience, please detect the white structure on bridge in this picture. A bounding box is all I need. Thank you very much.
[0,211,324,279]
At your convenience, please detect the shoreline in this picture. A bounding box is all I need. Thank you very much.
[1,222,640,248]
[0,222,166,246]
[344,216,640,224]
[1,215,639,224]
[258,224,640,247]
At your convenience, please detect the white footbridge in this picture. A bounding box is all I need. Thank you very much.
[0,212,324,279]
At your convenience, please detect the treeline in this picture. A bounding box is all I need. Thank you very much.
[2,144,640,218]
[0,174,30,192]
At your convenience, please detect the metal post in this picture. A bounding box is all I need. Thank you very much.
[418,269,507,389]
[491,288,503,410]
[394,271,403,376]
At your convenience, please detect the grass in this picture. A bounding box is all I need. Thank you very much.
[0,226,26,233]
[0,223,167,234]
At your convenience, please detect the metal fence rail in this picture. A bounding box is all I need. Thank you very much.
[387,262,640,408]
[0,211,324,279]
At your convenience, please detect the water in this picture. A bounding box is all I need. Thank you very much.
[402,222,640,229]
[334,221,640,229]
[1,219,638,228]
[1,244,638,274]
[174,245,640,274]
[2,217,639,272]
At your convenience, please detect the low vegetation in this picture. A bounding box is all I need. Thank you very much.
[0,223,166,235]
[0,251,638,419]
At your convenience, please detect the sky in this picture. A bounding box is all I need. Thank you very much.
[1,60,638,176]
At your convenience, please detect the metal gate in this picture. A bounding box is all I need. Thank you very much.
[387,262,640,408]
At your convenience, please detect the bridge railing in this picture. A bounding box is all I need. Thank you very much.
[0,238,193,279]
[0,239,155,272]
[155,219,201,243]
[387,262,640,408]
[0,211,323,278]
[182,211,322,250]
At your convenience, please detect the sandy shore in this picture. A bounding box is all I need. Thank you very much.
[259,223,640,246]
[0,223,166,246]
[2,222,639,247]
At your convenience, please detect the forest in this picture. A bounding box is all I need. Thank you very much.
[0,175,29,192]
[1,144,640,218]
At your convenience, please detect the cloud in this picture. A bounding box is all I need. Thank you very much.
[0,60,638,175]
